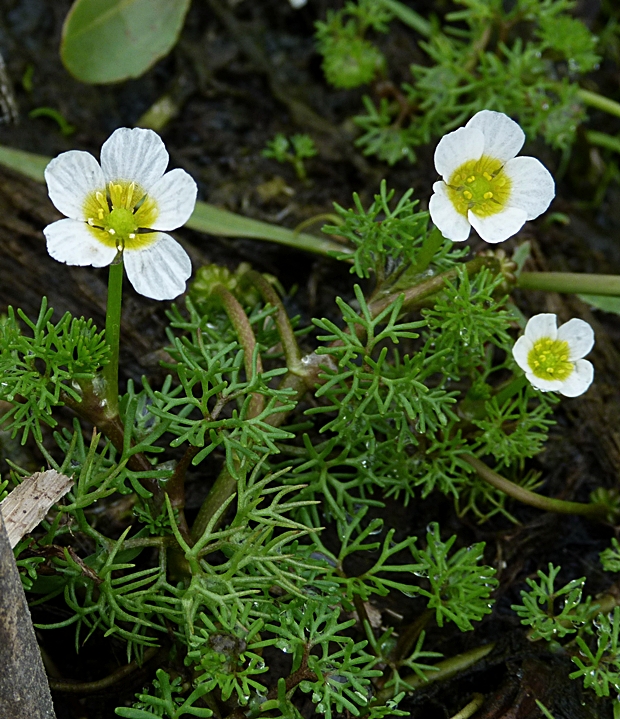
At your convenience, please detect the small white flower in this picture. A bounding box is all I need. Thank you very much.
[512,313,594,397]
[429,110,555,244]
[43,127,197,301]
[289,0,307,7]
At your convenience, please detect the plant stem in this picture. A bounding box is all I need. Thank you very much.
[189,370,316,543]
[48,646,161,693]
[370,253,500,317]
[412,226,445,275]
[493,374,528,407]
[188,286,267,543]
[578,88,620,120]
[245,270,305,375]
[190,467,237,543]
[518,272,620,296]
[448,694,485,719]
[586,130,620,155]
[213,284,265,418]
[103,260,123,418]
[463,454,612,521]
[376,643,495,703]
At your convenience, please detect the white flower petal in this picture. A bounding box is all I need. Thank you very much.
[467,206,527,243]
[558,359,594,397]
[526,372,564,393]
[44,150,106,220]
[101,127,169,191]
[524,313,558,342]
[123,232,192,300]
[465,110,525,163]
[44,218,117,268]
[429,182,471,242]
[512,335,533,373]
[146,168,198,231]
[503,156,555,220]
[557,318,594,360]
[434,126,484,180]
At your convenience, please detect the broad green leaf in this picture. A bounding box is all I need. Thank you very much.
[578,294,620,316]
[61,0,192,84]
[0,143,348,257]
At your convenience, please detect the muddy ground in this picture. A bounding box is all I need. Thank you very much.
[1,0,620,717]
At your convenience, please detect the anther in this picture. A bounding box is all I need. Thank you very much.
[483,172,492,181]
[463,190,473,200]
[87,218,94,226]
[128,233,136,239]
[466,175,475,183]
[484,191,493,199]
[98,208,104,219]
[108,228,116,235]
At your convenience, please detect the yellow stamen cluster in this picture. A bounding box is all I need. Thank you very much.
[83,180,159,250]
[527,337,573,381]
[446,156,511,218]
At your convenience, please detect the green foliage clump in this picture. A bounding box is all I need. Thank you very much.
[2,182,611,716]
[511,551,620,705]
[315,0,391,88]
[0,298,109,442]
[315,0,601,163]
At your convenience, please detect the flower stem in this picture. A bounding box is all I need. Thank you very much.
[463,454,612,521]
[103,260,123,417]
[578,88,620,120]
[518,272,620,296]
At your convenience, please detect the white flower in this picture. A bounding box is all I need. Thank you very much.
[429,110,555,244]
[512,313,594,397]
[289,0,307,7]
[43,127,197,301]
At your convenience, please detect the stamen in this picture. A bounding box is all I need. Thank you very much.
[484,191,493,199]
[126,182,135,209]
[98,208,104,219]
[466,175,475,183]
[463,190,473,200]
[87,218,95,226]
[128,233,136,239]
[108,228,116,235]
[483,172,492,181]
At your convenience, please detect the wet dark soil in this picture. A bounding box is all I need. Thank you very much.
[1,1,620,718]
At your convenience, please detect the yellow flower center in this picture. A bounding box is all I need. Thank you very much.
[446,156,512,218]
[83,180,159,251]
[527,337,573,381]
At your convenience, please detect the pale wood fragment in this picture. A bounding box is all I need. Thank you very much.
[0,470,73,548]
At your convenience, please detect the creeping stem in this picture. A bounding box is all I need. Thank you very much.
[212,284,265,418]
[462,454,613,521]
[245,269,305,375]
[102,260,124,417]
[189,286,264,543]
[370,254,500,317]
